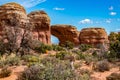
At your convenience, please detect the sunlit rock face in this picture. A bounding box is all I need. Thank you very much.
[0,2,33,54]
[28,11,51,44]
[79,28,109,47]
[51,24,80,45]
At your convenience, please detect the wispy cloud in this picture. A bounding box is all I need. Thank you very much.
[109,6,114,10]
[115,29,120,31]
[106,19,111,23]
[53,7,65,11]
[109,12,117,16]
[79,19,93,24]
[0,0,46,8]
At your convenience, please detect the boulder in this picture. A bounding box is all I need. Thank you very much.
[28,11,51,44]
[51,25,80,45]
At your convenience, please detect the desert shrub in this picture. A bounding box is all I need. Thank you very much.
[109,32,118,42]
[61,41,74,49]
[5,56,20,66]
[84,55,96,65]
[79,74,90,80]
[21,55,40,67]
[0,67,12,78]
[56,51,71,60]
[78,69,91,75]
[18,57,80,80]
[92,50,108,61]
[0,56,20,67]
[34,43,52,53]
[0,60,5,68]
[17,65,45,80]
[22,55,40,62]
[52,44,65,51]
[93,60,110,72]
[106,72,120,80]
[79,44,92,52]
[109,40,120,58]
[108,32,120,59]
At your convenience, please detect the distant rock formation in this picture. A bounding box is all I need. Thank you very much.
[0,2,32,54]
[28,11,51,44]
[0,2,109,51]
[51,25,80,45]
[79,28,109,47]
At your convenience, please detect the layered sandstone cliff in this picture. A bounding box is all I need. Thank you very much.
[79,28,109,47]
[51,25,80,45]
[0,2,32,54]
[28,11,51,44]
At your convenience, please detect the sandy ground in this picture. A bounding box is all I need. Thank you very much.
[91,67,119,80]
[0,52,119,80]
[0,66,27,80]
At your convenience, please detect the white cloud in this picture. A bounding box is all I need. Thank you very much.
[106,19,111,23]
[53,7,65,11]
[109,6,114,10]
[79,19,93,24]
[116,29,120,31]
[110,12,117,16]
[0,0,46,8]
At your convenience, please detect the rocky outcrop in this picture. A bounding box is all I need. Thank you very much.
[51,25,80,45]
[79,28,109,47]
[28,11,51,44]
[0,2,33,54]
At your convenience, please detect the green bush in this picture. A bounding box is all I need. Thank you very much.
[35,43,52,53]
[18,57,80,80]
[52,44,65,51]
[56,51,71,60]
[0,41,6,55]
[94,60,110,72]
[61,41,74,49]
[0,56,20,67]
[21,55,40,67]
[5,56,20,66]
[79,44,92,52]
[22,55,40,62]
[109,40,120,58]
[0,67,12,78]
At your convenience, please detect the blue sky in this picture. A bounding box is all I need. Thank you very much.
[0,0,120,43]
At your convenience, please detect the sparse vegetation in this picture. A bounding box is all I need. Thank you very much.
[0,67,12,78]
[93,60,110,72]
[18,57,80,80]
[0,56,20,67]
[79,44,92,52]
[56,51,71,60]
[61,41,74,49]
[34,42,52,53]
[52,44,65,51]
[106,72,120,80]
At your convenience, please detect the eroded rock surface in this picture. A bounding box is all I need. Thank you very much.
[28,11,51,44]
[51,25,80,45]
[79,28,109,47]
[0,2,33,54]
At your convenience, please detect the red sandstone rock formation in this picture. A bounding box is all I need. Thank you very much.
[28,11,51,44]
[0,2,33,54]
[51,25,80,45]
[79,28,109,47]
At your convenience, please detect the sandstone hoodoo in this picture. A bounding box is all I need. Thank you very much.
[51,25,80,45]
[79,28,109,47]
[0,3,33,54]
[28,11,51,44]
